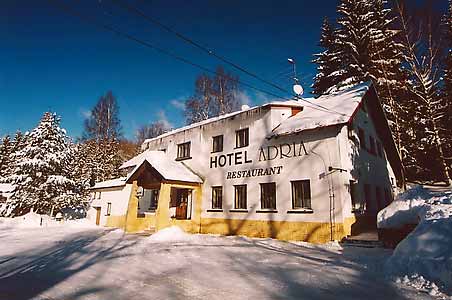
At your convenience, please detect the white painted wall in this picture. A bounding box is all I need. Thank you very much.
[144,106,347,224]
[87,184,132,226]
[339,100,396,221]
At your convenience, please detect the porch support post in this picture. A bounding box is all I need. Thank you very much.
[155,182,171,230]
[124,180,139,233]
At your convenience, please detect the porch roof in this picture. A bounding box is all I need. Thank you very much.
[122,151,203,184]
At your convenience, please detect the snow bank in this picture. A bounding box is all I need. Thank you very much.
[377,185,452,229]
[379,185,452,296]
[0,212,97,229]
[146,226,193,242]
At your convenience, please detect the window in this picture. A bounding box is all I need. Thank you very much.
[234,185,247,209]
[384,188,393,207]
[369,136,376,155]
[349,180,360,211]
[211,186,223,209]
[375,186,383,211]
[364,184,371,213]
[376,141,383,158]
[235,128,249,148]
[97,192,101,199]
[260,182,276,210]
[106,202,112,216]
[291,180,311,209]
[177,142,191,160]
[212,135,223,153]
[149,189,159,211]
[358,128,366,149]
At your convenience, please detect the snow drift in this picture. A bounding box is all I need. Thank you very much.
[378,185,452,296]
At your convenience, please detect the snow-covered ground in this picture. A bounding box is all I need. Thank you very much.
[378,185,452,297]
[0,220,443,300]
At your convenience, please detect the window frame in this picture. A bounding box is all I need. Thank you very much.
[212,135,224,153]
[176,142,191,160]
[235,128,249,149]
[376,140,383,158]
[234,185,247,210]
[291,180,312,210]
[358,127,366,150]
[260,182,276,210]
[211,186,223,209]
[106,202,112,216]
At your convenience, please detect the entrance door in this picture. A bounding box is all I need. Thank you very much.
[95,207,101,225]
[175,189,189,220]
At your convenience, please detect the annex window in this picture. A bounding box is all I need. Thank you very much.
[177,142,191,160]
[358,128,366,150]
[369,136,376,155]
[211,186,223,209]
[260,182,276,210]
[234,185,247,209]
[212,135,223,153]
[291,180,311,209]
[106,202,112,216]
[235,128,249,148]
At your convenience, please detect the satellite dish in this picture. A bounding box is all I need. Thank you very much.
[293,84,304,96]
[241,104,250,111]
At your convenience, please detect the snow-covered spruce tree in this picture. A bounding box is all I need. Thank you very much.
[396,1,452,184]
[313,0,407,157]
[1,112,79,216]
[74,139,124,186]
[312,18,342,95]
[0,135,13,178]
[441,0,452,180]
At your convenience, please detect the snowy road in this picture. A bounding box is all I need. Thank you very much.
[0,226,436,300]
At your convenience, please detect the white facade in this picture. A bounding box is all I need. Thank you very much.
[90,83,402,241]
[88,179,132,226]
[139,83,401,234]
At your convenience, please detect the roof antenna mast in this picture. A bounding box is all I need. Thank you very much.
[287,58,304,99]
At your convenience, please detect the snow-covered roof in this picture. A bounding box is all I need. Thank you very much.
[269,82,371,138]
[142,100,304,148]
[0,183,14,193]
[123,151,203,184]
[91,177,127,190]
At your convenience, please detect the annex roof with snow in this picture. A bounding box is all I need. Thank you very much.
[121,150,203,184]
[91,177,127,190]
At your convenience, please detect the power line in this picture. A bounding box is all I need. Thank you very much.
[109,0,292,95]
[47,0,348,117]
[47,0,288,101]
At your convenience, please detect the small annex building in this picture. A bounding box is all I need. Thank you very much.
[88,82,403,243]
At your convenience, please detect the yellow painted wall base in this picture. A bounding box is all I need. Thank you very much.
[343,216,357,236]
[102,180,353,243]
[200,218,347,244]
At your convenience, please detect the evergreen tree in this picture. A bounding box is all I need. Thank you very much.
[0,135,13,178]
[396,1,451,184]
[312,18,342,95]
[441,0,452,180]
[1,112,78,216]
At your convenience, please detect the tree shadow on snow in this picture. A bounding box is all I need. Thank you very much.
[0,229,137,300]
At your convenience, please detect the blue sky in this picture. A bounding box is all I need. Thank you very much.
[0,0,352,140]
